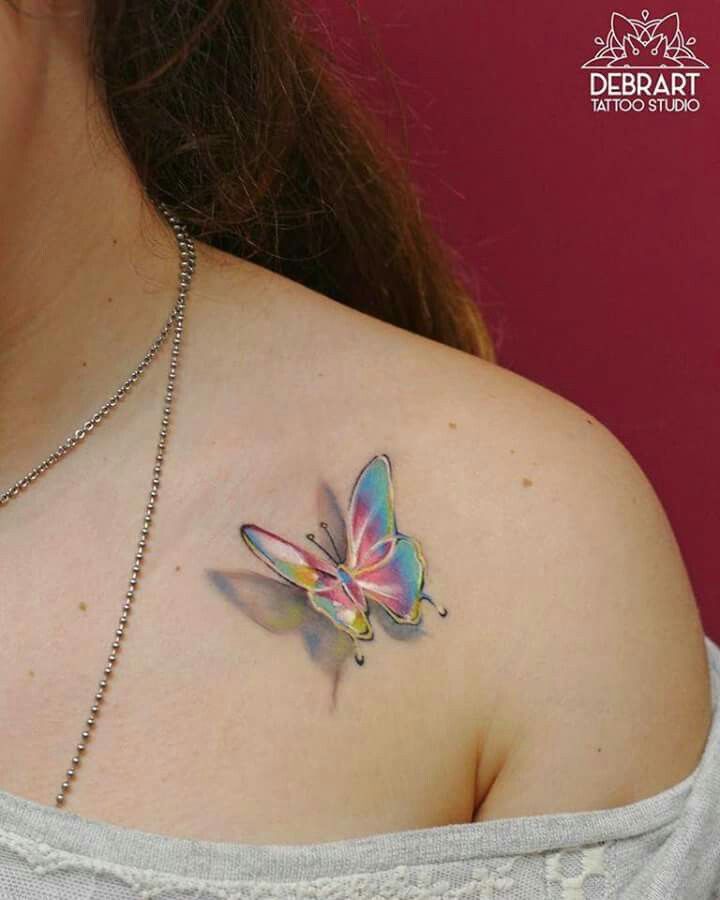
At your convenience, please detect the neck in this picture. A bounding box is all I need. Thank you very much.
[0,26,183,488]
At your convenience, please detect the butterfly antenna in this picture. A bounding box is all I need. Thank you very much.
[421,592,448,617]
[351,637,365,666]
[305,532,339,564]
[319,522,342,562]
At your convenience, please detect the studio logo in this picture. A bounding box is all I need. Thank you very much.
[581,10,709,112]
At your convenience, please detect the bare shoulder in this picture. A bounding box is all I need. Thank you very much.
[464,381,713,820]
[187,244,713,822]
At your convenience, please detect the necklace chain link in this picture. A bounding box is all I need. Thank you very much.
[0,200,196,806]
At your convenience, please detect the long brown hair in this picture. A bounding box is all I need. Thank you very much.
[88,0,495,361]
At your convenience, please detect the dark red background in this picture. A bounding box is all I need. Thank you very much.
[318,1,720,642]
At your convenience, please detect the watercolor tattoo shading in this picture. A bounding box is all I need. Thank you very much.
[206,455,446,690]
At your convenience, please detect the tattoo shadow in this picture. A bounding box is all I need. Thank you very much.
[205,566,426,711]
[205,483,427,709]
[206,568,349,709]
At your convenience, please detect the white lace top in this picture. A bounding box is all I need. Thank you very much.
[1,634,719,900]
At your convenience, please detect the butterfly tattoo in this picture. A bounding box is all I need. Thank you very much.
[226,454,447,666]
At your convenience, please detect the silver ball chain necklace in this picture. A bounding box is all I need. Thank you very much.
[0,199,196,807]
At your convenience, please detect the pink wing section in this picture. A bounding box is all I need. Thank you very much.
[346,455,396,570]
[241,524,372,638]
[354,536,425,624]
[241,525,338,590]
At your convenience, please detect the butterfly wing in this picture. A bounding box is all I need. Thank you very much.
[345,454,396,570]
[344,455,430,624]
[240,525,372,639]
[353,535,426,624]
[241,524,337,588]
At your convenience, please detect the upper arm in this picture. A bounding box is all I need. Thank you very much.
[450,378,714,821]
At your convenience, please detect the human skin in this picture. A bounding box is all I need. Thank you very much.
[0,2,712,843]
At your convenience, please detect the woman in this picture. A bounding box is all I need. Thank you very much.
[0,2,717,898]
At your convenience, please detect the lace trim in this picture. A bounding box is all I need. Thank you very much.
[0,828,613,899]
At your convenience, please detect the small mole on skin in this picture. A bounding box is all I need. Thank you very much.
[78,601,87,612]
[81,361,87,367]
[522,477,533,487]
[586,418,594,425]
[448,421,457,430]
[28,670,35,678]
[108,296,113,303]
[112,238,118,245]
[175,564,182,572]
[509,448,515,454]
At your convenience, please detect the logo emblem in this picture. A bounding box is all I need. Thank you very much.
[582,10,709,112]
[582,10,708,69]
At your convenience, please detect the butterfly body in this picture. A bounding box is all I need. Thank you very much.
[336,566,356,587]
[240,455,446,664]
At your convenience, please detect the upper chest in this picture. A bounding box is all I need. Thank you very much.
[0,448,488,845]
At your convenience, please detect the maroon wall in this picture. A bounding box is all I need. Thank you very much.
[318,1,720,641]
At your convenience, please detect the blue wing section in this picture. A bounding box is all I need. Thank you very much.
[346,455,396,569]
